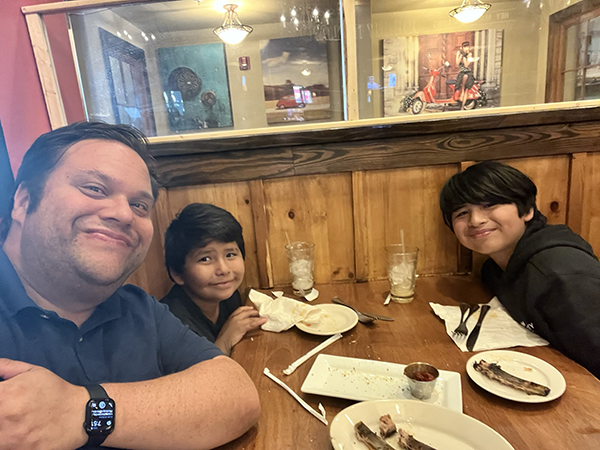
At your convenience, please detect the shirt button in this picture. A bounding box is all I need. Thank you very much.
[79,337,84,342]
[40,314,49,319]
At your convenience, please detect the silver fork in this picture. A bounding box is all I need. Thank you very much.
[452,303,480,338]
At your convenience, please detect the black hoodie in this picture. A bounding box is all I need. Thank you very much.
[482,211,600,378]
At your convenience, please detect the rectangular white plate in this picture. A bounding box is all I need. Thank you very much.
[300,354,463,412]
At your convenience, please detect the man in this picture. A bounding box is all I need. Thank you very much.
[439,161,600,378]
[0,122,260,450]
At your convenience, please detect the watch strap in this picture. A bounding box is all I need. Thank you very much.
[84,384,112,448]
[85,384,109,399]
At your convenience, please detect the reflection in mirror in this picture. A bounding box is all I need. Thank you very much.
[356,0,597,119]
[41,0,344,138]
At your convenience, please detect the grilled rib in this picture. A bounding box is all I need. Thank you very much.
[355,421,395,450]
[474,359,550,396]
[398,429,437,450]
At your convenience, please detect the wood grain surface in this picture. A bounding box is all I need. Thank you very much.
[218,277,600,450]
[263,173,356,286]
[152,120,600,187]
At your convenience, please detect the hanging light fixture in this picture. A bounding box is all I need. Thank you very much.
[449,0,491,23]
[213,4,253,45]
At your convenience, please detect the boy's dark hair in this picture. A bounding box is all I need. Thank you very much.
[439,160,538,231]
[462,41,470,47]
[0,121,160,240]
[164,203,245,279]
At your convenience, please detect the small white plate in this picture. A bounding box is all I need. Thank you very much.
[330,399,514,450]
[296,304,358,335]
[301,354,463,412]
[466,350,566,403]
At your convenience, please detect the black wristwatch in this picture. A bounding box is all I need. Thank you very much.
[83,384,115,447]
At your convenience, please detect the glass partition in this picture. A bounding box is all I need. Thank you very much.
[354,0,597,119]
[42,0,344,137]
[28,0,600,139]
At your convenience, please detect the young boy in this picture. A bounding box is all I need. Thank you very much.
[161,203,267,356]
[440,161,600,378]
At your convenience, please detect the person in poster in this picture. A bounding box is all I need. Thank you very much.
[456,41,475,110]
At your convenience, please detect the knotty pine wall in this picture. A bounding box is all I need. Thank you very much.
[127,153,600,299]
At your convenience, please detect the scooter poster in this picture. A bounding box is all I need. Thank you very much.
[383,29,503,116]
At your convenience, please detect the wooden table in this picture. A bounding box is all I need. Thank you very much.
[219,277,600,450]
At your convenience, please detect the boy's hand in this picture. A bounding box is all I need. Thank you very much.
[215,306,267,355]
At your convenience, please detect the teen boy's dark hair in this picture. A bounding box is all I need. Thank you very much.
[165,203,245,279]
[439,161,538,231]
[0,121,160,240]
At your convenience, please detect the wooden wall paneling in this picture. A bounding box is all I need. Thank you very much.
[578,152,600,255]
[155,147,295,187]
[352,171,369,281]
[362,165,459,280]
[567,152,587,235]
[126,193,173,299]
[165,182,261,293]
[263,174,355,286]
[501,156,570,225]
[249,179,274,288]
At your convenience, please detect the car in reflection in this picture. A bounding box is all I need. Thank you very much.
[276,95,306,109]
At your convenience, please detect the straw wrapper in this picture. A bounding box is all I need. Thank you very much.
[263,368,328,425]
[283,333,342,375]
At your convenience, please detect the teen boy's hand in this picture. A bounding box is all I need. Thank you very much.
[215,306,267,356]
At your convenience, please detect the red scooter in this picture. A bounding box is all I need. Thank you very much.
[401,65,487,114]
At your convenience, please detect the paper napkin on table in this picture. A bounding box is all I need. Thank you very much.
[430,297,549,352]
[249,289,323,332]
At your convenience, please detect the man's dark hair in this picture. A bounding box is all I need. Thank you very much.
[0,121,160,241]
[439,160,538,231]
[164,203,245,280]
[462,41,470,47]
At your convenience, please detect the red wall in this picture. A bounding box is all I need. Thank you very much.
[0,0,56,175]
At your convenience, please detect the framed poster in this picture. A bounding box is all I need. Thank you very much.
[383,29,504,116]
[158,43,233,131]
[260,36,331,124]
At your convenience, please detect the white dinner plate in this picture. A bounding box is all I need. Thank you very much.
[466,350,566,403]
[330,399,514,450]
[301,354,463,412]
[296,304,358,335]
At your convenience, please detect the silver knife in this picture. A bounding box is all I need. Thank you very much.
[361,312,395,321]
[466,304,491,352]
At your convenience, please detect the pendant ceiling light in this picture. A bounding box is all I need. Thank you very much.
[449,0,491,23]
[213,4,253,45]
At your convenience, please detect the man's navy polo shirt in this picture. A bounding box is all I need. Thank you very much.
[0,249,223,385]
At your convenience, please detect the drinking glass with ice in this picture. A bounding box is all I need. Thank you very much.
[285,241,315,296]
[385,244,419,303]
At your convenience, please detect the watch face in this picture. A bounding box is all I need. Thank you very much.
[85,398,115,435]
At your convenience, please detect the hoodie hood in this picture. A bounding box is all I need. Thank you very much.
[505,210,597,277]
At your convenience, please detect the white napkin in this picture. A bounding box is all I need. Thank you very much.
[430,297,549,352]
[249,289,322,332]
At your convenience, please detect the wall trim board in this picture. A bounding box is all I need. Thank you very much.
[154,119,600,187]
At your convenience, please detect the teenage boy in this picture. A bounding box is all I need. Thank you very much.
[162,203,267,356]
[440,160,600,378]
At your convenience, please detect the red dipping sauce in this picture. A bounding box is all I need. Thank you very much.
[413,371,436,382]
